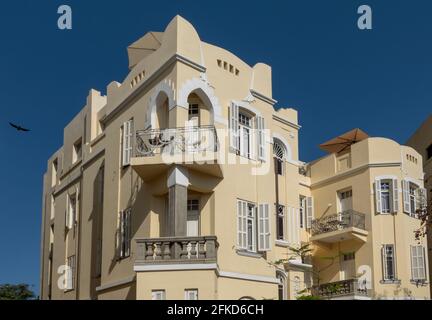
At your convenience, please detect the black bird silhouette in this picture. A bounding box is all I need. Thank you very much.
[9,122,31,132]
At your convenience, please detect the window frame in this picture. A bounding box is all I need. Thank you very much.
[119,208,132,259]
[185,289,199,300]
[382,244,397,282]
[152,290,166,300]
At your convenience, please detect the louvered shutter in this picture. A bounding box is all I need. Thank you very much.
[237,200,247,250]
[375,179,382,214]
[65,195,70,229]
[230,102,239,152]
[411,246,419,280]
[258,204,271,251]
[122,120,133,166]
[402,180,410,214]
[382,246,388,280]
[306,197,314,229]
[257,116,266,161]
[391,179,399,213]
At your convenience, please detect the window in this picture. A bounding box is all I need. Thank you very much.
[382,244,396,281]
[119,208,132,259]
[239,112,252,159]
[66,255,76,290]
[273,139,286,175]
[237,200,270,253]
[299,196,306,229]
[375,178,398,214]
[427,144,432,160]
[122,119,134,167]
[343,252,355,261]
[66,193,77,230]
[152,290,166,300]
[276,205,285,241]
[276,272,286,300]
[188,104,199,117]
[187,200,200,237]
[72,139,82,164]
[339,189,353,212]
[185,289,198,300]
[381,182,391,213]
[411,246,426,282]
[402,180,426,217]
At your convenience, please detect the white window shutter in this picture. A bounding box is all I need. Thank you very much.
[306,197,314,229]
[257,116,266,162]
[122,120,133,166]
[258,204,271,251]
[375,179,382,214]
[237,200,247,250]
[402,180,410,214]
[411,246,418,280]
[65,195,70,229]
[391,179,399,213]
[382,246,388,280]
[418,188,427,211]
[230,102,239,152]
[75,187,80,225]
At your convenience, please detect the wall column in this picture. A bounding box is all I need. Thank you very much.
[167,166,189,237]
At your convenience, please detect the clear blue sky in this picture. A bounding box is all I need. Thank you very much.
[0,0,431,295]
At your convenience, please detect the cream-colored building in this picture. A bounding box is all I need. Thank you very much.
[407,115,432,295]
[40,16,430,300]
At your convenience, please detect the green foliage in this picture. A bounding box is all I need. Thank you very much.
[296,295,322,300]
[0,284,36,300]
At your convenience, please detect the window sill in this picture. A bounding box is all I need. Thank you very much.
[410,280,428,286]
[236,250,263,259]
[380,279,401,285]
[275,240,290,248]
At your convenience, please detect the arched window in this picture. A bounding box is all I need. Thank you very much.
[276,271,287,300]
[273,139,286,175]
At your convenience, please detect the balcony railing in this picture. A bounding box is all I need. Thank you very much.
[311,210,366,236]
[135,236,218,264]
[135,126,218,157]
[312,279,370,299]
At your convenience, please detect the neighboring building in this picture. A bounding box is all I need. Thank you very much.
[40,16,430,300]
[407,115,432,295]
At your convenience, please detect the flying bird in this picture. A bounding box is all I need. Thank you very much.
[9,122,31,132]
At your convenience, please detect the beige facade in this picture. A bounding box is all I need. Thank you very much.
[40,16,430,300]
[407,115,432,295]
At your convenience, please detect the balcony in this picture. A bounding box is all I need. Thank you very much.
[312,279,371,300]
[310,210,368,243]
[131,126,223,181]
[135,236,219,267]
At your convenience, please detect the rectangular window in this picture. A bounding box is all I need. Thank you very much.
[275,159,283,175]
[119,208,132,259]
[246,203,256,252]
[185,289,198,300]
[411,245,426,281]
[339,189,353,212]
[187,199,200,237]
[66,255,76,290]
[299,196,305,229]
[72,139,82,164]
[276,205,285,241]
[122,119,134,167]
[188,104,199,117]
[152,290,166,300]
[382,244,396,281]
[380,182,391,213]
[237,200,256,252]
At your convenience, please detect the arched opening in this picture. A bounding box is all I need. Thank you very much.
[273,138,287,175]
[187,92,212,127]
[155,92,169,130]
[276,271,287,300]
